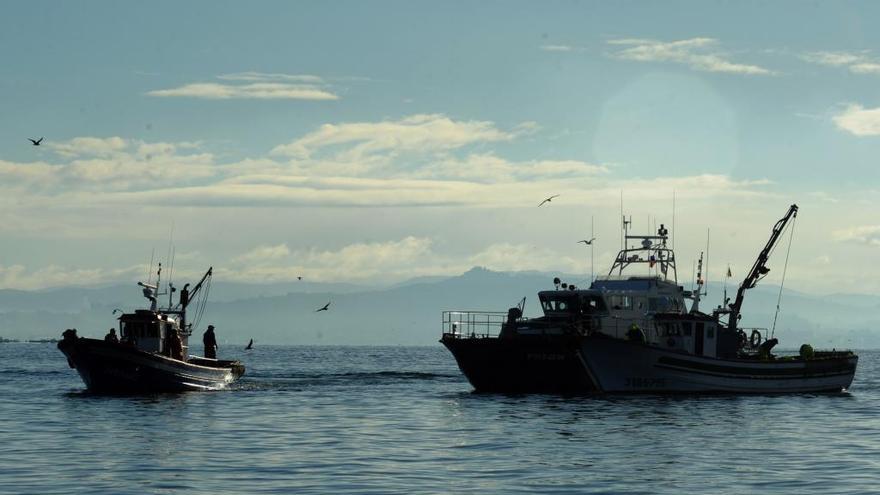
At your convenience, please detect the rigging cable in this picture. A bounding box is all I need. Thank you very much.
[191,275,212,333]
[770,215,797,339]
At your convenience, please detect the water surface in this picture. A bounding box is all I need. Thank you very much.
[1,344,878,494]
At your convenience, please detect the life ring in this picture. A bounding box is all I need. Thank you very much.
[737,329,747,347]
[749,329,762,348]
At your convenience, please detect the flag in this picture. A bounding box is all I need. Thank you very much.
[649,255,656,268]
[727,266,732,278]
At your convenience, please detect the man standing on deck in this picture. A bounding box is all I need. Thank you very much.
[203,325,218,359]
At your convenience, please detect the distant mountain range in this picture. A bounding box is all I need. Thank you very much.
[2,267,878,348]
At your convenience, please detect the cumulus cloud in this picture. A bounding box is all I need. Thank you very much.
[218,237,587,284]
[0,263,144,290]
[0,137,216,191]
[833,225,880,246]
[232,244,292,264]
[608,38,774,75]
[832,104,880,136]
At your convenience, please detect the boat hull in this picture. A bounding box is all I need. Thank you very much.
[58,337,245,393]
[442,334,857,394]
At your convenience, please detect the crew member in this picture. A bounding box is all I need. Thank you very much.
[203,325,218,359]
[104,328,119,343]
[168,328,184,361]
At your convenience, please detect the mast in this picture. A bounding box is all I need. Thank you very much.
[179,266,212,332]
[727,204,798,332]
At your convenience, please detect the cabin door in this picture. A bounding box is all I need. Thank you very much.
[694,322,705,356]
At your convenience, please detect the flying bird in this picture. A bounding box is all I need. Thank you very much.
[28,137,43,146]
[538,195,559,207]
[297,276,303,281]
[577,238,596,245]
[315,301,331,312]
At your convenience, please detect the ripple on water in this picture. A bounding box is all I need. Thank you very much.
[1,345,880,494]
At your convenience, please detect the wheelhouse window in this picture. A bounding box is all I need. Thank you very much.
[608,295,632,310]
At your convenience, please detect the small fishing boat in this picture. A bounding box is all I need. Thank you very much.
[441,205,858,394]
[58,266,245,393]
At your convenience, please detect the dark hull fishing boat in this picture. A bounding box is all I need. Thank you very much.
[58,266,245,393]
[442,205,857,394]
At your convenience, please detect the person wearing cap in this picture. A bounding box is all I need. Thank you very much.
[203,325,218,359]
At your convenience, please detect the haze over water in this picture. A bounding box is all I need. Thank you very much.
[2,343,879,494]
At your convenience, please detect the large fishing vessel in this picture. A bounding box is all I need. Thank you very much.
[441,205,858,393]
[58,266,245,393]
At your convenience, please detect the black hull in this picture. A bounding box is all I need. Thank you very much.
[442,334,857,394]
[442,335,597,393]
[58,338,245,394]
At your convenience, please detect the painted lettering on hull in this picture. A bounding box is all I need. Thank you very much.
[624,377,667,388]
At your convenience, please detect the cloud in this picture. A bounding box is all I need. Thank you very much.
[49,137,128,158]
[832,104,880,136]
[147,82,338,100]
[232,244,291,264]
[271,113,519,160]
[216,72,324,83]
[800,50,880,74]
[0,263,144,290]
[540,44,573,52]
[607,38,774,75]
[833,225,880,246]
[1,137,216,191]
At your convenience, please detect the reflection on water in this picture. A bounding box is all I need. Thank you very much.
[1,344,879,494]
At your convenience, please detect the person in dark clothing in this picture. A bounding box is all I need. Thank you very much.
[203,325,218,359]
[179,284,190,309]
[168,328,184,361]
[104,328,119,343]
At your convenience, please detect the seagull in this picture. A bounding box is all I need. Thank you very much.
[538,195,559,207]
[28,137,43,146]
[315,301,331,312]
[297,276,303,281]
[577,238,596,245]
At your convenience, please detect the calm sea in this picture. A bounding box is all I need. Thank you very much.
[1,343,879,494]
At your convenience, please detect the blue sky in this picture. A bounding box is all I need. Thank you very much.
[2,1,880,294]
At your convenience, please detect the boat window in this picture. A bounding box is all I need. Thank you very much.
[541,297,574,313]
[649,296,674,312]
[578,295,607,314]
[609,295,632,310]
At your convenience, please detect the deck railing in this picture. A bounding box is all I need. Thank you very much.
[442,311,511,339]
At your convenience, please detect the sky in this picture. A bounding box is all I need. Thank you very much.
[2,1,880,295]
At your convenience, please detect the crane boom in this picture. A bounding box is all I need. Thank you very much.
[728,205,798,332]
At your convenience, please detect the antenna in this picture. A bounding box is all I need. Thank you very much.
[672,190,676,252]
[619,191,624,253]
[590,215,595,283]
[147,248,156,285]
[705,228,710,299]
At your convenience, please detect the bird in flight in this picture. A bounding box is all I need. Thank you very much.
[315,301,331,312]
[297,276,303,281]
[538,195,559,207]
[577,238,596,245]
[28,137,43,146]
